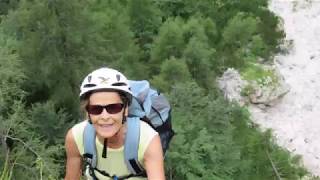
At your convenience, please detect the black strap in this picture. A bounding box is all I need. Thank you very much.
[102,138,107,158]
[155,115,173,133]
[85,159,146,180]
[88,165,100,180]
[151,106,164,123]
[93,167,112,178]
[92,167,146,180]
[129,159,143,174]
[117,171,147,179]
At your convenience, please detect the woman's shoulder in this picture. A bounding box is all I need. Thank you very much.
[139,120,158,136]
[72,120,89,135]
[138,121,158,154]
[71,120,89,155]
[72,120,88,129]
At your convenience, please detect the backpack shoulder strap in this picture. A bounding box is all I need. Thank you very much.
[83,121,97,168]
[124,117,144,175]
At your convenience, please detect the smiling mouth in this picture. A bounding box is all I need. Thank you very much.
[99,124,114,129]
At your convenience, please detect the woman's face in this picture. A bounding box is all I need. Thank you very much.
[87,91,127,139]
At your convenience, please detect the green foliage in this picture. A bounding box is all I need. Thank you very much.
[151,57,191,92]
[150,18,185,73]
[221,12,260,68]
[126,0,163,77]
[166,82,241,179]
[0,0,19,17]
[0,6,66,178]
[241,63,279,89]
[242,63,272,80]
[87,2,135,65]
[151,16,218,89]
[29,102,70,144]
[251,35,268,58]
[127,0,162,48]
[222,12,259,47]
[83,0,145,79]
[1,0,92,117]
[183,36,216,89]
[0,36,25,115]
[202,17,219,46]
[231,108,307,179]
[256,8,285,59]
[0,100,63,179]
[0,157,12,180]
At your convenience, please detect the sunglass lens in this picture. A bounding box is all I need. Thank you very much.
[86,105,103,115]
[106,103,124,114]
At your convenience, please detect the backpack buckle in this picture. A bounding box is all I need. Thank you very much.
[83,153,93,164]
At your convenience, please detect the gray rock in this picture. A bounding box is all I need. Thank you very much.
[217,66,290,107]
[217,68,247,105]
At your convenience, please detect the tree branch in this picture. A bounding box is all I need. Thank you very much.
[3,135,40,157]
[1,130,9,155]
[266,149,282,180]
[12,162,37,177]
[0,134,56,177]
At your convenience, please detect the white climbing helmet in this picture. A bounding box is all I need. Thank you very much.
[79,67,132,100]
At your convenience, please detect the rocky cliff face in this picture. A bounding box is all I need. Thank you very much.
[219,0,320,175]
[250,0,320,176]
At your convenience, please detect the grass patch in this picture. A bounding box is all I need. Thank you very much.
[241,63,273,81]
[240,62,280,98]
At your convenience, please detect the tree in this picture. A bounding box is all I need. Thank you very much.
[221,12,259,68]
[222,12,259,48]
[0,31,63,179]
[85,0,144,79]
[0,0,19,17]
[166,82,240,179]
[150,18,185,74]
[127,0,162,52]
[151,57,191,92]
[181,17,217,89]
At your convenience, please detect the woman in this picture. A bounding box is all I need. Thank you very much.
[65,67,165,180]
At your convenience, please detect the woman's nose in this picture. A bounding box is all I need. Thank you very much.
[100,108,111,117]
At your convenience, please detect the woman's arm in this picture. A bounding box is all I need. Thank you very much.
[65,129,82,180]
[144,134,165,180]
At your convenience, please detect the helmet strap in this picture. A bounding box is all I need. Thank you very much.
[88,118,93,124]
[122,104,128,124]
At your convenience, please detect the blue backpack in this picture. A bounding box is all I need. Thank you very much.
[82,80,174,179]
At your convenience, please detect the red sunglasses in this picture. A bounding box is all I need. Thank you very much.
[86,103,124,115]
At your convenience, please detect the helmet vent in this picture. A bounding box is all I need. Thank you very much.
[112,82,127,86]
[84,84,96,88]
